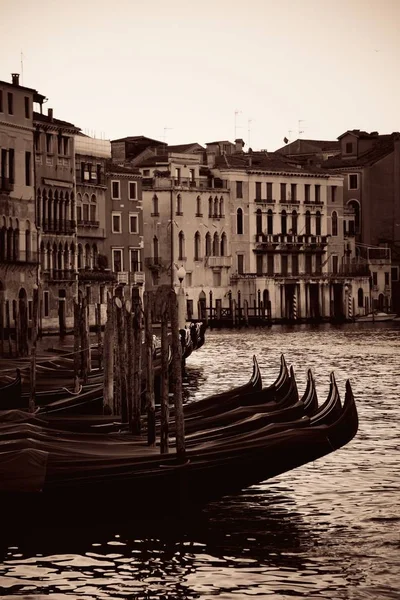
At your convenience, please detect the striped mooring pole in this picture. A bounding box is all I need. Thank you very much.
[293,290,297,320]
[348,291,352,319]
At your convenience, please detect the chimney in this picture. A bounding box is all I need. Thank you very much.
[48,108,53,121]
[11,73,19,86]
[235,138,245,153]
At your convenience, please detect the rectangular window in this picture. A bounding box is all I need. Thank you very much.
[255,182,262,200]
[304,184,310,203]
[129,181,137,200]
[292,254,299,275]
[43,291,50,317]
[345,142,353,154]
[213,271,221,287]
[111,180,120,199]
[25,152,31,186]
[266,182,273,200]
[391,266,399,282]
[305,254,312,274]
[112,249,123,272]
[63,137,69,155]
[237,254,244,275]
[35,133,41,152]
[349,174,358,190]
[24,96,30,119]
[236,181,243,198]
[256,255,263,276]
[280,183,286,202]
[281,255,288,275]
[315,185,321,203]
[0,90,3,112]
[46,134,52,153]
[373,272,378,286]
[290,183,297,202]
[143,169,150,177]
[331,186,337,202]
[129,213,138,233]
[96,163,101,183]
[130,248,140,272]
[189,168,195,182]
[7,92,13,115]
[267,254,274,275]
[175,167,181,183]
[100,286,105,304]
[58,135,62,154]
[8,149,14,183]
[384,272,389,286]
[332,255,338,274]
[112,213,122,233]
[315,254,322,274]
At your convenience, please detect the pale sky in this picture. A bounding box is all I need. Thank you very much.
[1,0,399,150]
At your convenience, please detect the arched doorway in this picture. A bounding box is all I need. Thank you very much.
[378,293,384,311]
[198,290,206,320]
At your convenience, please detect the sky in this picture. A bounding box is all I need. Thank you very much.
[1,0,399,151]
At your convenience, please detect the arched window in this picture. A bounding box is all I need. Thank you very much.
[48,190,53,228]
[13,221,19,260]
[220,232,227,256]
[267,209,273,234]
[178,231,185,260]
[305,210,311,236]
[42,189,47,229]
[194,231,201,261]
[25,221,31,261]
[358,288,364,308]
[205,232,211,256]
[46,242,51,271]
[90,194,97,222]
[219,197,224,217]
[78,244,83,269]
[214,196,218,217]
[82,193,90,221]
[58,242,63,270]
[281,210,287,235]
[196,196,202,216]
[153,236,159,259]
[348,200,360,233]
[92,243,98,267]
[152,195,159,216]
[40,242,45,271]
[70,243,76,270]
[85,243,91,268]
[213,232,220,256]
[291,210,298,235]
[316,211,321,236]
[237,208,243,234]
[37,189,42,227]
[53,190,59,230]
[208,196,213,217]
[332,211,338,236]
[256,209,262,235]
[176,194,182,215]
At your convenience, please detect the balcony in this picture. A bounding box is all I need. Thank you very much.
[304,199,324,206]
[130,271,145,285]
[0,250,38,265]
[78,268,116,282]
[142,177,229,190]
[279,198,300,205]
[145,257,164,270]
[43,269,77,282]
[255,197,275,205]
[255,233,328,247]
[41,220,76,235]
[76,172,106,186]
[77,219,100,228]
[0,177,14,193]
[207,255,232,268]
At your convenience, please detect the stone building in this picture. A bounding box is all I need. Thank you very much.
[104,162,144,303]
[75,135,115,321]
[277,130,400,313]
[211,150,370,321]
[0,73,41,348]
[34,105,80,332]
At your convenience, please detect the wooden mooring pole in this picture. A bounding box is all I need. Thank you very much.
[160,297,169,454]
[103,293,114,414]
[115,297,128,422]
[144,291,155,444]
[29,287,39,413]
[169,289,186,462]
[73,301,81,392]
[133,297,142,434]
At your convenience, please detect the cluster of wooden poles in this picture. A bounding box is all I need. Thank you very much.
[71,285,186,459]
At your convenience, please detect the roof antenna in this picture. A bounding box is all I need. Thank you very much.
[234,109,242,140]
[298,120,305,138]
[163,127,173,144]
[248,118,253,148]
[20,51,24,85]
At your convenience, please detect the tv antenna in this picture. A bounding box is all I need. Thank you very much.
[298,120,305,137]
[234,109,242,140]
[163,127,173,144]
[20,51,24,85]
[248,118,254,148]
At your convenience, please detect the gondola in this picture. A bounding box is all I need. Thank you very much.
[0,377,358,522]
[0,370,22,410]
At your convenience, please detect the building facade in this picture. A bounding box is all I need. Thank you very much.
[34,106,80,332]
[0,74,41,351]
[104,163,144,302]
[75,135,115,321]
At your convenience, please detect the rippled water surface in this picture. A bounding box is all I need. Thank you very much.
[1,323,399,599]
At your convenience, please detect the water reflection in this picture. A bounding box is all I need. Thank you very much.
[1,323,399,599]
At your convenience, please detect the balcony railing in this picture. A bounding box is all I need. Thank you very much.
[255,197,275,204]
[76,172,106,186]
[78,268,116,282]
[255,233,328,246]
[206,255,232,268]
[77,219,100,228]
[41,220,76,234]
[0,250,38,265]
[142,177,229,190]
[130,271,145,285]
[42,269,77,282]
[0,177,14,193]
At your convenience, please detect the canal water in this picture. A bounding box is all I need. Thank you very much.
[0,323,399,599]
